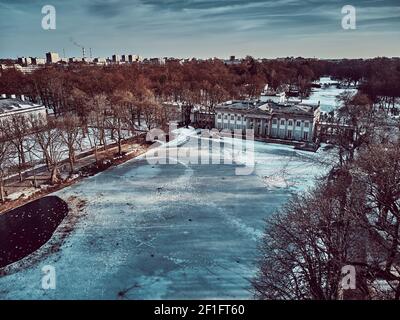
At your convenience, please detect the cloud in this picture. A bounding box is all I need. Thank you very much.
[85,0,130,18]
[0,0,398,58]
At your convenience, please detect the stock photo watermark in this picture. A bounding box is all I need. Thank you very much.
[41,5,56,30]
[342,5,356,30]
[341,265,356,290]
[40,4,357,32]
[145,125,255,176]
[41,265,56,290]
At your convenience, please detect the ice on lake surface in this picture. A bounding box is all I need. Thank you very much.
[0,130,331,299]
[303,77,357,113]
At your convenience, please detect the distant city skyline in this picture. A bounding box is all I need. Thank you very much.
[0,0,399,59]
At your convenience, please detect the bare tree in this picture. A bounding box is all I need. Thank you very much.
[111,90,133,155]
[88,94,109,150]
[110,104,127,156]
[349,142,400,299]
[59,114,82,174]
[0,115,29,181]
[87,111,103,164]
[328,92,376,165]
[142,100,162,131]
[0,138,11,202]
[112,90,138,135]
[253,174,362,300]
[30,115,64,184]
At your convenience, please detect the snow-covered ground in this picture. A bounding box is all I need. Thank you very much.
[0,128,330,299]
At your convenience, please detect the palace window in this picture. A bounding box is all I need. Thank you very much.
[280,120,285,126]
[288,120,293,126]
[304,122,310,128]
[296,121,301,127]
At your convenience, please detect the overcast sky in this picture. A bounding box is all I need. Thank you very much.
[0,0,399,59]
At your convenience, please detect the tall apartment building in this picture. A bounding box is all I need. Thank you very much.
[112,54,120,63]
[45,52,60,64]
[128,54,139,63]
[31,57,46,65]
[17,57,32,65]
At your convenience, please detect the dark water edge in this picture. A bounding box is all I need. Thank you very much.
[0,196,69,268]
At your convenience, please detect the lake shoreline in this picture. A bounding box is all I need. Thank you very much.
[0,196,69,269]
[0,142,150,215]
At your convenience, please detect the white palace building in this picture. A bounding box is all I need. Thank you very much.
[215,96,320,143]
[0,95,47,123]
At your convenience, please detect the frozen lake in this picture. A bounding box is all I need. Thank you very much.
[0,134,329,299]
[303,77,357,112]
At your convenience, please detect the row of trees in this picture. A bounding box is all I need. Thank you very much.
[254,92,400,299]
[0,114,83,201]
[329,58,400,113]
[0,101,147,203]
[0,57,326,117]
[2,56,399,116]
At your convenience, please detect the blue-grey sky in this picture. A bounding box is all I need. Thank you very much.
[0,0,399,59]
